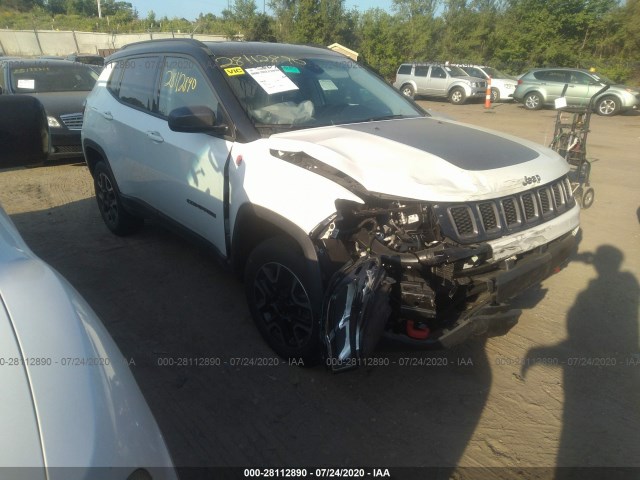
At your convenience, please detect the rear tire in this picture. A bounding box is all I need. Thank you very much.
[400,84,415,99]
[93,161,142,236]
[244,237,322,365]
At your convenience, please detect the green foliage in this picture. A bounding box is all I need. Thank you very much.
[0,0,638,83]
[269,0,356,45]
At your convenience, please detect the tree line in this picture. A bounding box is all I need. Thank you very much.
[1,0,638,82]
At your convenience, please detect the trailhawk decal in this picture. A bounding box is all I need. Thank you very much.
[344,117,539,171]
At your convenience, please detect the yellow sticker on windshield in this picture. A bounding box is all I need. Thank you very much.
[225,67,245,76]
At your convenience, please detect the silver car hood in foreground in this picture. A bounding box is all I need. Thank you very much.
[0,207,175,479]
[269,116,569,202]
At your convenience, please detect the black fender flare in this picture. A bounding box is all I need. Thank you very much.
[230,203,323,298]
[82,138,111,175]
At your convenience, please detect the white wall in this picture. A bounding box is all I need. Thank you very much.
[0,29,227,57]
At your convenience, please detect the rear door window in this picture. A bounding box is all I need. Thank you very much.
[116,56,160,112]
[414,66,429,77]
[535,70,568,83]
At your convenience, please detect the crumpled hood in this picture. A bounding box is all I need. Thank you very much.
[269,117,568,202]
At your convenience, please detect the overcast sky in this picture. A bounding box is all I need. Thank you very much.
[129,0,395,21]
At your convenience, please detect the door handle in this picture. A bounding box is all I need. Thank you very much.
[100,110,113,120]
[146,131,164,143]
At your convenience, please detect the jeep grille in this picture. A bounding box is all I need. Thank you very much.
[438,176,575,244]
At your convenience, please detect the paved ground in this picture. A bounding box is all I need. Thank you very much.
[1,101,638,479]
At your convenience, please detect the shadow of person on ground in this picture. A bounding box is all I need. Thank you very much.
[522,245,640,478]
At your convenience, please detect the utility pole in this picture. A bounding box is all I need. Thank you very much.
[97,0,102,18]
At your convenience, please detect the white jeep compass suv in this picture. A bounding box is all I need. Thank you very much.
[82,39,580,370]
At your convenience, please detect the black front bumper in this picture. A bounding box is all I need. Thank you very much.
[49,128,83,159]
[383,230,577,349]
[438,231,577,347]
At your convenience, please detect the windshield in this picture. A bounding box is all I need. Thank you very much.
[590,72,615,85]
[10,64,98,93]
[446,65,469,77]
[482,67,511,79]
[217,53,423,134]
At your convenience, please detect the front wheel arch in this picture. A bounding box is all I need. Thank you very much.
[244,236,323,364]
[231,204,322,282]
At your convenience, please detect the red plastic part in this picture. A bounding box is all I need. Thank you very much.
[406,320,430,339]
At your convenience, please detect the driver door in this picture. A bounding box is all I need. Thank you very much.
[140,56,233,255]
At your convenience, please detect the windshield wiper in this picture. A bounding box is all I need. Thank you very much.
[366,114,414,122]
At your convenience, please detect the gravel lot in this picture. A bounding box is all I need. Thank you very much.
[1,100,638,479]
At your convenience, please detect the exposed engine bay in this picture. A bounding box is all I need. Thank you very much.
[314,197,574,371]
[270,149,578,371]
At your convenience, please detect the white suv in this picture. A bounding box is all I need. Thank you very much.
[456,64,518,103]
[82,39,580,370]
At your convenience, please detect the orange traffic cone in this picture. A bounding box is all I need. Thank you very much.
[485,77,492,108]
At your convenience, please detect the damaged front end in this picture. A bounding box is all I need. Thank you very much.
[315,195,576,371]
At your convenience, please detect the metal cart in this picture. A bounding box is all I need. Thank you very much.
[549,85,608,209]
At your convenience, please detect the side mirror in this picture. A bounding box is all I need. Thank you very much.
[0,95,50,168]
[168,105,229,135]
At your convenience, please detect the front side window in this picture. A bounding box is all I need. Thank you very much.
[570,72,593,85]
[217,52,423,134]
[158,56,220,118]
[430,67,446,79]
[397,64,412,75]
[116,56,160,112]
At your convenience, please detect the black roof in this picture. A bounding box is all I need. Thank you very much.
[112,39,341,61]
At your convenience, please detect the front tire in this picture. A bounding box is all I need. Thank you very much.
[244,237,322,365]
[93,161,142,236]
[491,88,500,103]
[595,96,620,116]
[449,87,466,105]
[523,92,543,110]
